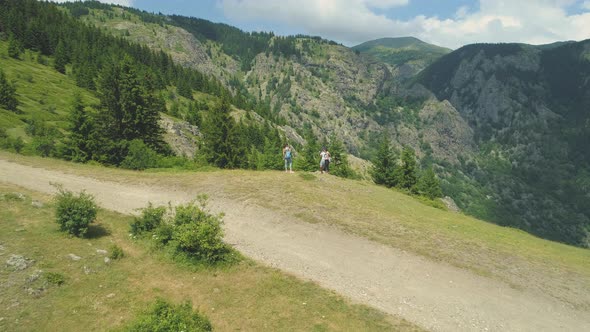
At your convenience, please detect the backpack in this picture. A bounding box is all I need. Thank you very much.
[285,149,292,159]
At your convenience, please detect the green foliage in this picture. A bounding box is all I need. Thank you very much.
[397,147,418,191]
[109,244,125,260]
[124,298,212,332]
[53,39,68,74]
[200,99,240,168]
[370,134,398,188]
[130,202,166,235]
[44,272,66,286]
[0,69,19,112]
[54,186,98,237]
[328,135,356,179]
[415,167,443,199]
[7,34,23,59]
[132,197,231,265]
[171,198,227,264]
[120,139,159,170]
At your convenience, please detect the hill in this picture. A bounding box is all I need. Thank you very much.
[352,37,451,77]
[415,41,590,247]
[1,152,589,330]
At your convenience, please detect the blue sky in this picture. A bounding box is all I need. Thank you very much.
[57,0,590,49]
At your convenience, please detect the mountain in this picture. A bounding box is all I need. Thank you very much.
[416,41,590,246]
[1,0,589,248]
[352,37,451,77]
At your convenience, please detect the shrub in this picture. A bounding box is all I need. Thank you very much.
[109,244,125,260]
[130,203,166,235]
[44,272,66,286]
[172,199,227,263]
[120,139,159,170]
[124,298,212,332]
[54,186,97,237]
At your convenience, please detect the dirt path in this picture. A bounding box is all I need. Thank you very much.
[1,159,589,332]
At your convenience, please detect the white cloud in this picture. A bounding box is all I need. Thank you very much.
[218,0,590,49]
[52,0,134,7]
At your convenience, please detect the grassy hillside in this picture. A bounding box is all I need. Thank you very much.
[2,151,589,312]
[0,181,420,331]
[0,42,97,141]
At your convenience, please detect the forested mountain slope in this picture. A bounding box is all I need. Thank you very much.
[417,41,590,246]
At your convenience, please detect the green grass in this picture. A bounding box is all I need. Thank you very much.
[2,151,589,312]
[0,182,418,331]
[0,41,98,140]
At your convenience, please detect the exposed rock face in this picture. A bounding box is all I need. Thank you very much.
[160,115,200,159]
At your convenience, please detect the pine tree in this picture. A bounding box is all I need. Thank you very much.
[53,39,68,74]
[370,134,397,187]
[329,134,354,178]
[7,34,23,59]
[415,167,443,199]
[200,99,237,168]
[0,69,19,112]
[397,147,418,191]
[66,91,94,162]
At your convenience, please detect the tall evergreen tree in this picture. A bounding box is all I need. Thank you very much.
[66,91,95,162]
[53,39,68,74]
[370,134,397,187]
[0,69,19,112]
[329,134,354,178]
[397,147,418,191]
[7,34,23,59]
[200,99,238,168]
[415,167,443,199]
[95,56,167,164]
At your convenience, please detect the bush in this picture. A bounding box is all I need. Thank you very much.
[109,244,125,260]
[172,198,227,263]
[130,203,166,235]
[124,298,212,332]
[54,186,97,237]
[120,139,159,170]
[44,272,66,286]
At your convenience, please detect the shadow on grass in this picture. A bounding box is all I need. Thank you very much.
[86,224,111,239]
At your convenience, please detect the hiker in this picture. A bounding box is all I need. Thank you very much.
[283,144,294,173]
[320,147,331,174]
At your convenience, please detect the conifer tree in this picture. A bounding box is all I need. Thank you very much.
[415,167,443,199]
[7,34,23,59]
[397,147,418,191]
[200,99,238,168]
[53,39,68,74]
[0,69,18,112]
[66,91,95,162]
[370,134,397,187]
[329,134,354,178]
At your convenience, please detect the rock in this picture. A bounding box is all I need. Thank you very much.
[104,257,111,264]
[31,200,44,208]
[68,254,81,261]
[6,255,34,271]
[96,249,108,255]
[106,293,115,298]
[27,270,43,283]
[213,288,220,294]
[83,266,92,275]
[441,196,461,213]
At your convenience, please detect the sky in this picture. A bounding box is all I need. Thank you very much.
[54,0,590,49]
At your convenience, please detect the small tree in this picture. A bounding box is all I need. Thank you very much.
[0,69,18,112]
[53,39,68,74]
[7,34,22,59]
[370,134,398,187]
[397,147,418,191]
[54,186,97,237]
[329,135,354,178]
[120,139,159,170]
[416,167,443,199]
